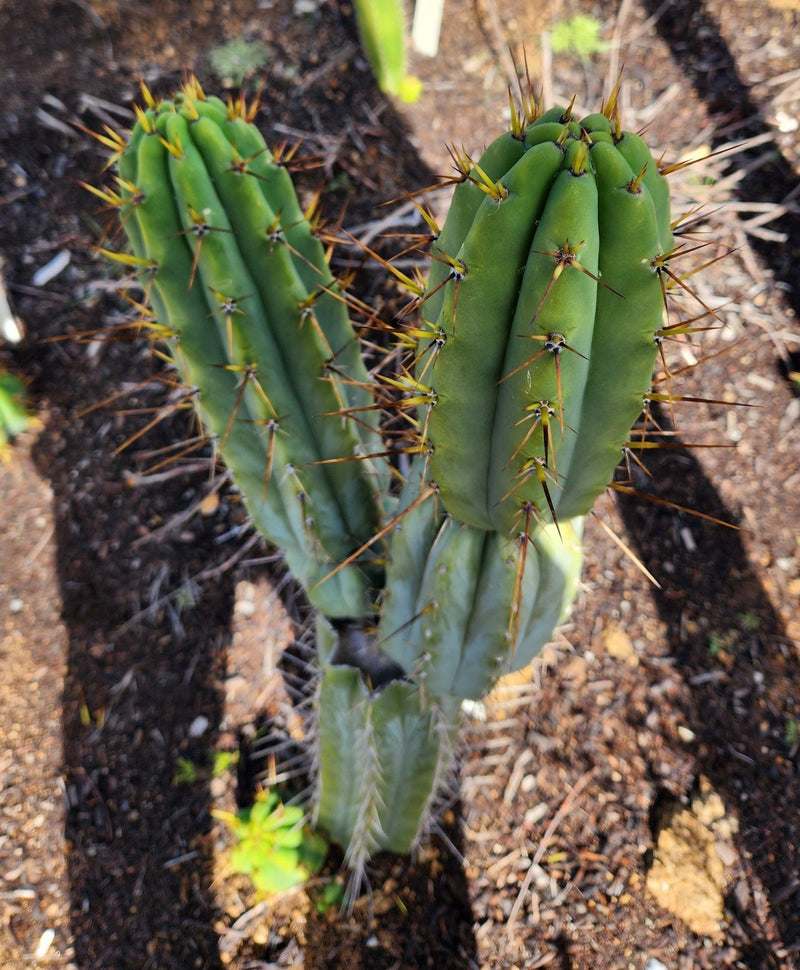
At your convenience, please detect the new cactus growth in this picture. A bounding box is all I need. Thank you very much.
[90,76,718,873]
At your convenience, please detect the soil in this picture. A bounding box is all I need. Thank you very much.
[1,0,799,968]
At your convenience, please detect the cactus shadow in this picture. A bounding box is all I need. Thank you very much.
[614,413,800,954]
[28,346,232,970]
[640,0,800,357]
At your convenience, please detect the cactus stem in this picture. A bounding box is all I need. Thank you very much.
[312,482,439,592]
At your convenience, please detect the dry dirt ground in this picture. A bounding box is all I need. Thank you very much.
[1,0,799,968]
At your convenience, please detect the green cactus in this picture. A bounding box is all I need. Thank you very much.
[90,78,708,871]
[313,472,583,861]
[413,98,676,537]
[108,80,389,619]
[351,0,422,102]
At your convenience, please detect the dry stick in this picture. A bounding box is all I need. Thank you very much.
[476,0,522,94]
[505,768,596,934]
[605,0,636,94]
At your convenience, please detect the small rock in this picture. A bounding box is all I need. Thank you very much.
[188,715,209,738]
[601,624,638,665]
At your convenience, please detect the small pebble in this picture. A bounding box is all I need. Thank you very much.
[188,715,209,738]
[32,250,71,287]
[34,928,55,959]
[9,597,23,613]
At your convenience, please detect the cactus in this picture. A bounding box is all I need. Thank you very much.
[106,80,389,619]
[351,0,422,102]
[412,98,676,537]
[91,78,711,871]
[313,471,583,862]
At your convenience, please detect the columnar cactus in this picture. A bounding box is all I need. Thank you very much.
[109,80,389,619]
[91,78,702,870]
[413,101,676,536]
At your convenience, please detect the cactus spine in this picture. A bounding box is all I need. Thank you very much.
[94,77,698,867]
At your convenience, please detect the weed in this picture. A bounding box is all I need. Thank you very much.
[549,15,610,60]
[213,790,328,896]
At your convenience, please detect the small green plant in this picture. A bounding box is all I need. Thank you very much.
[208,38,270,87]
[739,611,761,633]
[214,789,328,896]
[549,15,610,60]
[173,756,200,785]
[785,717,799,750]
[708,629,738,659]
[173,749,238,785]
[311,880,346,913]
[0,370,31,454]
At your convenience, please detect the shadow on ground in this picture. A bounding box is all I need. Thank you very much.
[626,1,800,956]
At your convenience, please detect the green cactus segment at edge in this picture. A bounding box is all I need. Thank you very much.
[315,660,461,856]
[351,0,420,101]
[377,474,584,699]
[423,140,565,530]
[116,91,386,617]
[419,111,672,535]
[556,139,674,517]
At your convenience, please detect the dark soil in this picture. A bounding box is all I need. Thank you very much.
[1,1,799,968]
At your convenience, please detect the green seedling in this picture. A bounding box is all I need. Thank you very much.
[0,370,31,453]
[549,15,610,60]
[214,789,328,896]
[208,38,270,87]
